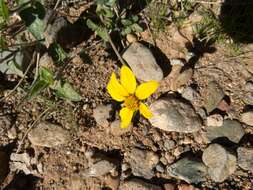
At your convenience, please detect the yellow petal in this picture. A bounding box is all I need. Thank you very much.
[107,72,128,101]
[119,107,134,128]
[139,102,152,119]
[120,65,136,94]
[135,81,159,100]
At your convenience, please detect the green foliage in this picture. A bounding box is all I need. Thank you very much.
[19,1,46,41]
[86,0,143,41]
[0,0,9,21]
[50,43,68,63]
[53,80,82,102]
[28,67,54,99]
[28,67,81,101]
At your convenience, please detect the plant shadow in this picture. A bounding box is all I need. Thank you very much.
[220,0,253,43]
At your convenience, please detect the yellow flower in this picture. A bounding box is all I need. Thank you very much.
[107,65,159,128]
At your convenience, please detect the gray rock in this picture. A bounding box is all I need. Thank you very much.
[93,104,111,127]
[237,147,253,172]
[202,144,236,182]
[127,148,159,179]
[0,151,8,183]
[241,111,253,126]
[156,163,165,173]
[243,92,253,105]
[204,81,225,113]
[164,140,176,150]
[10,153,41,175]
[122,42,163,82]
[205,119,245,143]
[28,122,71,147]
[149,98,202,133]
[181,87,199,102]
[82,160,116,177]
[166,157,208,183]
[206,114,223,127]
[119,179,162,190]
[245,81,253,92]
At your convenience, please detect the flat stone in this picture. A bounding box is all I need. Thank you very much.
[122,42,163,82]
[206,114,223,127]
[119,179,162,190]
[149,98,202,133]
[204,81,225,113]
[202,144,236,182]
[237,147,253,172]
[82,160,116,177]
[241,111,253,126]
[28,122,71,147]
[93,104,111,127]
[0,151,8,183]
[205,119,245,143]
[127,148,159,179]
[166,157,208,183]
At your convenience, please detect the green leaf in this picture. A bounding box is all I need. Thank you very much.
[19,2,46,40]
[86,19,109,41]
[0,0,9,21]
[131,23,143,33]
[53,80,82,102]
[50,43,68,63]
[27,67,54,99]
[121,19,132,26]
[28,79,50,99]
[39,67,54,84]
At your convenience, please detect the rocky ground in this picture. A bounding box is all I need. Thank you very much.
[1,0,253,190]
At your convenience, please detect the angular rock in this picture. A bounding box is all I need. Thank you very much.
[204,81,225,113]
[205,119,245,143]
[122,42,163,82]
[166,157,208,183]
[149,98,202,133]
[202,144,236,182]
[82,160,116,177]
[119,179,162,190]
[237,147,253,172]
[241,111,253,126]
[0,151,8,183]
[206,114,223,127]
[28,122,71,147]
[127,148,159,179]
[93,104,111,127]
[181,86,199,102]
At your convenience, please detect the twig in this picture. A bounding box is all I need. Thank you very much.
[54,0,61,10]
[31,52,40,86]
[16,108,50,153]
[0,52,35,102]
[107,33,126,65]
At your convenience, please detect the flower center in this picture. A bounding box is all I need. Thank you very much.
[124,95,139,111]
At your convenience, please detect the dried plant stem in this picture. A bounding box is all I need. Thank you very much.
[16,108,50,153]
[107,32,126,65]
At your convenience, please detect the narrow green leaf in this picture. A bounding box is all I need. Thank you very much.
[0,0,9,21]
[28,79,49,99]
[53,80,82,102]
[39,67,54,84]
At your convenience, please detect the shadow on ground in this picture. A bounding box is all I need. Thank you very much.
[220,0,253,43]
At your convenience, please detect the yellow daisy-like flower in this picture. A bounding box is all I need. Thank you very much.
[107,65,159,128]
